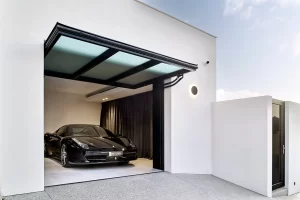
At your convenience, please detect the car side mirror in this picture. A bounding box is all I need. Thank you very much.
[44,133,51,141]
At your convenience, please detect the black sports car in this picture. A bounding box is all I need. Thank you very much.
[44,124,137,167]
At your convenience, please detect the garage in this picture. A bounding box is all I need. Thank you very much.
[43,23,198,186]
[0,0,216,196]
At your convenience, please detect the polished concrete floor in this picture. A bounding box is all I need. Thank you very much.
[45,158,160,186]
[5,172,300,200]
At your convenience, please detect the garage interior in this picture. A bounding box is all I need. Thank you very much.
[44,77,160,186]
[43,23,197,187]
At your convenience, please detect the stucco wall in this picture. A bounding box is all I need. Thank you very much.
[212,96,273,197]
[0,0,216,195]
[285,101,300,196]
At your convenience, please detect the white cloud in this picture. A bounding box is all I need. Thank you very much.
[248,16,283,30]
[279,42,288,53]
[294,32,300,57]
[217,89,263,101]
[224,0,300,16]
[248,18,267,30]
[241,6,253,19]
[224,0,245,15]
[269,5,277,11]
[278,33,300,56]
[252,0,269,5]
[275,16,285,22]
[277,0,300,7]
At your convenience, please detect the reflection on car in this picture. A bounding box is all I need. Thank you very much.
[44,124,137,167]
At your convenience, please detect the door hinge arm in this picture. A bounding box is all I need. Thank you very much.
[163,75,183,89]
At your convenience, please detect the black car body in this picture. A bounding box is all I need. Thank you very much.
[44,124,137,167]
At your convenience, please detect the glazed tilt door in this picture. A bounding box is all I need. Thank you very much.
[272,103,285,190]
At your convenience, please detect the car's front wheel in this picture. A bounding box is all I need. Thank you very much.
[61,144,71,168]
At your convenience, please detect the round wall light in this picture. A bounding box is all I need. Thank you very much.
[191,86,198,95]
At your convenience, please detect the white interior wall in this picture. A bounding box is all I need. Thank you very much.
[212,96,273,197]
[0,0,215,196]
[285,101,300,196]
[44,90,101,133]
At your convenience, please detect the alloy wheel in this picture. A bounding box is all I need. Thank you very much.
[61,144,67,166]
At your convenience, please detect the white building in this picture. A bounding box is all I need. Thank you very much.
[0,0,215,196]
[0,0,298,198]
[212,97,300,197]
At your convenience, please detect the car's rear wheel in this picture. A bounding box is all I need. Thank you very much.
[61,144,71,168]
[44,142,49,157]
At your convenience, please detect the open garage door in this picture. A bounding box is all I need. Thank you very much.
[44,23,198,170]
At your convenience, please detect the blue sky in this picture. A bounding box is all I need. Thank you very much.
[140,0,300,102]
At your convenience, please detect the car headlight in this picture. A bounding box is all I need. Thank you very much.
[72,138,89,149]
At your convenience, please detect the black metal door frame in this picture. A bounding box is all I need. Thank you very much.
[272,101,285,190]
[152,81,164,170]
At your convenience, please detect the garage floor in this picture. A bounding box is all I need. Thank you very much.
[6,172,300,200]
[45,158,160,186]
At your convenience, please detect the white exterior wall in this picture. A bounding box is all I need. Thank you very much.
[169,40,215,174]
[285,102,300,196]
[0,32,3,198]
[164,81,172,172]
[0,0,216,196]
[212,96,273,197]
[44,90,101,133]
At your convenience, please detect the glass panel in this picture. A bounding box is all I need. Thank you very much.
[272,104,281,185]
[45,36,108,74]
[83,52,149,80]
[117,63,181,85]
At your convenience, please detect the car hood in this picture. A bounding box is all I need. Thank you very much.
[72,136,125,149]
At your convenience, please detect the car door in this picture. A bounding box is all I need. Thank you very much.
[49,126,66,157]
[47,134,58,156]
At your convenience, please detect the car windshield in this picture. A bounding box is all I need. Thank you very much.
[67,125,99,137]
[94,126,116,138]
